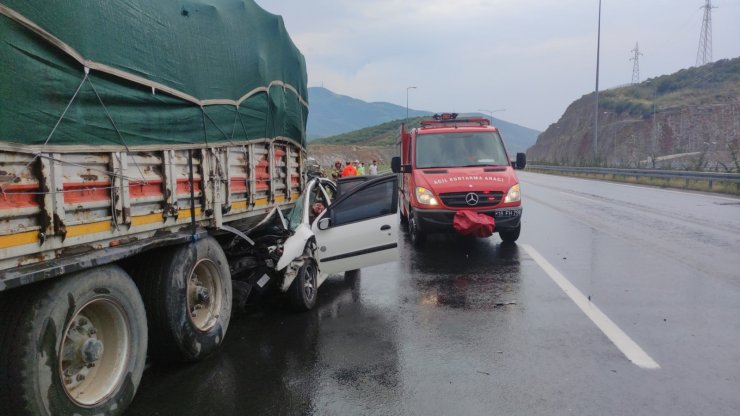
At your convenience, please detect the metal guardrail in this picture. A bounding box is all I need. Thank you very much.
[527,165,740,183]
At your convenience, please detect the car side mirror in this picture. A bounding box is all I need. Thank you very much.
[317,217,331,230]
[391,156,412,173]
[515,153,527,170]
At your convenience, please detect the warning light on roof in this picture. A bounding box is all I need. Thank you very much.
[432,113,458,121]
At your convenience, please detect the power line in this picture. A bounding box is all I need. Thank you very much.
[630,42,643,84]
[696,0,716,66]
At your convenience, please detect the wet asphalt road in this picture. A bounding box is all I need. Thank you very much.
[126,172,740,416]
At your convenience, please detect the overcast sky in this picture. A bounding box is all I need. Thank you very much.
[256,0,740,131]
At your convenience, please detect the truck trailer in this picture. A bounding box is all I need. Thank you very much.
[0,1,327,414]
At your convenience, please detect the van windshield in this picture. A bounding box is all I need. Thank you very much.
[415,131,509,168]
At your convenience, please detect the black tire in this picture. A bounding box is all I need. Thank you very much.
[136,236,232,363]
[344,269,361,283]
[344,269,362,301]
[289,246,319,311]
[0,266,147,416]
[499,224,521,243]
[399,203,409,228]
[409,211,427,247]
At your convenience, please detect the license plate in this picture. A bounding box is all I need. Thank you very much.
[494,210,519,218]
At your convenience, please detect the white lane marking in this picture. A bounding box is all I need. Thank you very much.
[521,244,661,370]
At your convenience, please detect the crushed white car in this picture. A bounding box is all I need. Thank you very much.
[225,174,399,310]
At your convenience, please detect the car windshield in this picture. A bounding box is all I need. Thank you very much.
[415,131,509,168]
[286,193,305,231]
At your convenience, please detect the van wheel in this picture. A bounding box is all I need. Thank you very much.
[289,246,318,311]
[399,204,409,227]
[136,237,232,363]
[499,225,521,243]
[0,266,147,416]
[409,212,426,247]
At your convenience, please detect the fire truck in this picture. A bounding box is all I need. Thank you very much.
[392,113,526,246]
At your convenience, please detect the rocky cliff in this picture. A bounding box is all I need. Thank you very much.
[527,58,740,170]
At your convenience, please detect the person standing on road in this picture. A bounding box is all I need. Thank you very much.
[357,162,366,176]
[331,160,343,179]
[369,160,378,175]
[341,161,357,177]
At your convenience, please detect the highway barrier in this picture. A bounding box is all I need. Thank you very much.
[527,165,740,196]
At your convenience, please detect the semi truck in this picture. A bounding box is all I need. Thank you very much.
[0,2,403,415]
[394,113,527,246]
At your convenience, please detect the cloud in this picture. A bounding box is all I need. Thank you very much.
[257,0,740,130]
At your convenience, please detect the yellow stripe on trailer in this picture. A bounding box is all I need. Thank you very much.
[131,213,163,227]
[65,221,111,238]
[176,207,202,221]
[231,201,248,211]
[0,230,39,249]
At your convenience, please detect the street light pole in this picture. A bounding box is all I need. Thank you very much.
[406,86,417,120]
[477,108,506,125]
[593,0,602,163]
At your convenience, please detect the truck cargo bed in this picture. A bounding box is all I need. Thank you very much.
[0,139,304,288]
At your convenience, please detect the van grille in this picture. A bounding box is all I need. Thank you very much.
[439,191,503,207]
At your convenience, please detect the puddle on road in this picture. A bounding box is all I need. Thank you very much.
[401,236,522,310]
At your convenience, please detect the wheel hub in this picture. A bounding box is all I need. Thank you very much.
[187,259,223,332]
[81,338,104,364]
[60,299,130,406]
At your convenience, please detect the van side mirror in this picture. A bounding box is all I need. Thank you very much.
[318,217,331,230]
[515,153,527,170]
[391,156,412,173]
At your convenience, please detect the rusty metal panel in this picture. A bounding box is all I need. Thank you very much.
[253,143,271,204]
[227,146,249,212]
[0,152,42,237]
[59,153,113,228]
[0,140,304,279]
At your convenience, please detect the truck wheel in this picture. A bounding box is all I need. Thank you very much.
[0,266,147,416]
[137,237,232,362]
[409,212,427,247]
[499,225,521,243]
[289,246,319,311]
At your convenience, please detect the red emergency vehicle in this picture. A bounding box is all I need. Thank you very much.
[391,113,526,246]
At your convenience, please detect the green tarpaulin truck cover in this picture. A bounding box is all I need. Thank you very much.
[0,0,308,151]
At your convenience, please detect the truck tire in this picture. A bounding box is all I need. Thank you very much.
[408,211,427,247]
[137,237,232,363]
[499,224,521,243]
[289,246,319,311]
[0,266,147,416]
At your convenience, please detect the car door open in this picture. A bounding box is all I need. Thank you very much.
[312,174,399,276]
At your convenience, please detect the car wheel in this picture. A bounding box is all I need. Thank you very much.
[289,246,319,311]
[344,269,360,284]
[499,224,521,243]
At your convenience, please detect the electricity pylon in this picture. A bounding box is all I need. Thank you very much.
[696,0,716,66]
[630,42,643,84]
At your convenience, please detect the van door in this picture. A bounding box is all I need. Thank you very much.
[312,174,399,276]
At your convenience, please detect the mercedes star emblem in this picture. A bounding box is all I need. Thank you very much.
[465,192,479,206]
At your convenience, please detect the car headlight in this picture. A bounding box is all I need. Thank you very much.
[504,184,521,203]
[415,186,438,206]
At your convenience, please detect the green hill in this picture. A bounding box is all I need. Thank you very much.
[306,87,431,140]
[527,57,740,169]
[311,114,539,155]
